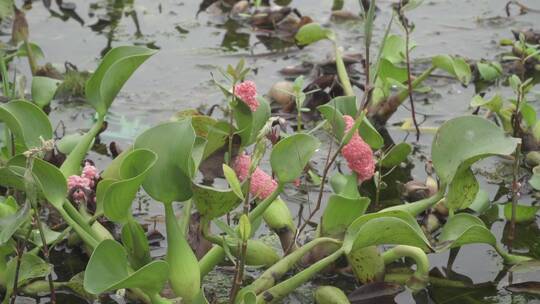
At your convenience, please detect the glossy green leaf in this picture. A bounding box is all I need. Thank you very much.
[0,100,52,149]
[330,95,358,117]
[318,104,345,140]
[358,116,384,149]
[437,213,495,250]
[31,76,61,108]
[476,62,502,82]
[121,219,151,270]
[467,189,490,214]
[295,23,334,45]
[379,143,411,168]
[446,168,479,211]
[7,156,67,208]
[343,210,431,254]
[503,203,539,223]
[330,172,360,199]
[270,133,320,183]
[381,35,407,64]
[314,286,351,304]
[321,194,370,238]
[0,201,30,245]
[432,116,520,184]
[84,239,169,294]
[103,149,157,223]
[134,120,196,203]
[192,183,242,219]
[233,96,270,147]
[86,46,157,116]
[223,164,244,200]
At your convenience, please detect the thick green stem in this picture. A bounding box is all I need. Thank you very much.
[381,185,445,216]
[23,40,37,75]
[248,184,284,222]
[495,244,531,264]
[164,202,200,303]
[179,200,192,237]
[239,237,340,300]
[199,245,226,278]
[334,43,354,97]
[395,66,436,103]
[0,53,10,97]
[382,245,429,291]
[56,206,98,248]
[384,272,471,289]
[257,248,344,304]
[60,115,105,177]
[62,201,102,242]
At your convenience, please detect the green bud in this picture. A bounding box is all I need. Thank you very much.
[314,286,351,304]
[238,214,252,242]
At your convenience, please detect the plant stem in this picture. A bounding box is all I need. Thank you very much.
[31,204,56,303]
[59,115,105,177]
[199,246,226,278]
[241,237,340,297]
[0,53,11,97]
[257,248,344,303]
[381,185,445,216]
[382,245,429,291]
[508,85,523,248]
[23,40,37,75]
[180,200,192,237]
[230,173,253,303]
[402,17,420,141]
[9,227,32,304]
[334,42,354,97]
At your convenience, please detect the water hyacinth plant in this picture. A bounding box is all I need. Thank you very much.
[1,1,540,304]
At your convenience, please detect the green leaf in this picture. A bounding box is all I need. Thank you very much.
[330,172,360,199]
[343,210,431,254]
[86,46,157,116]
[192,183,242,219]
[0,201,30,245]
[318,104,345,140]
[330,96,358,117]
[295,23,334,45]
[223,164,244,200]
[314,286,351,304]
[6,254,51,295]
[233,97,270,147]
[0,100,52,149]
[379,143,411,168]
[503,203,540,223]
[381,35,407,64]
[445,168,479,211]
[17,42,45,61]
[56,133,85,155]
[321,194,370,238]
[532,121,540,142]
[470,94,503,112]
[121,219,151,270]
[84,239,169,294]
[432,116,520,184]
[103,149,157,223]
[31,76,61,108]
[7,156,67,209]
[134,120,196,203]
[358,116,384,149]
[432,55,471,85]
[476,62,502,82]
[467,189,490,214]
[437,213,495,250]
[270,133,320,183]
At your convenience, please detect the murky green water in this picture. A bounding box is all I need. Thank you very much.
[3,0,540,303]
